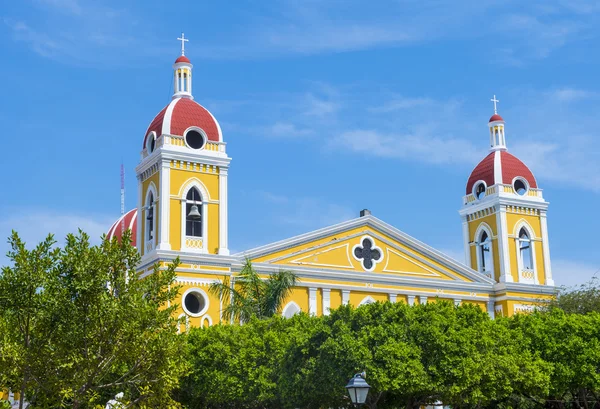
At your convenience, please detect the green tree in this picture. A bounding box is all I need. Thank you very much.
[209,259,298,322]
[0,230,188,408]
[547,276,600,314]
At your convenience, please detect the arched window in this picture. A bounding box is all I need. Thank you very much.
[186,187,202,237]
[146,192,154,241]
[478,230,493,276]
[518,228,534,271]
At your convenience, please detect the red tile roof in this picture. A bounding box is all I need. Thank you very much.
[106,209,138,247]
[175,55,191,64]
[489,114,504,122]
[501,151,537,189]
[466,151,537,194]
[466,152,495,194]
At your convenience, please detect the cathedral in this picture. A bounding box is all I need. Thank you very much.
[106,39,556,330]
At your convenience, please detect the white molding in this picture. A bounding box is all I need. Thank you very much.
[511,176,530,197]
[183,126,208,150]
[487,300,495,318]
[342,290,350,305]
[472,179,488,200]
[137,178,143,254]
[161,98,179,135]
[383,248,441,277]
[177,313,189,334]
[180,180,209,254]
[461,215,470,266]
[205,106,224,142]
[513,220,538,284]
[454,299,461,306]
[158,161,171,250]
[419,295,428,304]
[236,215,495,285]
[202,315,213,327]
[309,287,317,316]
[407,295,415,306]
[218,167,229,255]
[181,287,210,317]
[322,288,331,315]
[539,211,554,286]
[389,293,397,303]
[178,177,212,201]
[496,206,512,283]
[358,296,376,306]
[493,150,502,185]
[144,183,158,254]
[473,222,494,279]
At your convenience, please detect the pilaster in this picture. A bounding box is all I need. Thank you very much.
[157,161,171,250]
[309,287,317,316]
[496,205,513,282]
[218,167,229,255]
[540,210,554,286]
[322,288,331,316]
[342,290,350,306]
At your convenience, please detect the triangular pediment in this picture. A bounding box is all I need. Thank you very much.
[237,216,494,285]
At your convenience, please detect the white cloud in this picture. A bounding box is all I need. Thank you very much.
[329,129,481,165]
[265,122,314,138]
[546,87,596,102]
[0,209,115,266]
[370,97,434,113]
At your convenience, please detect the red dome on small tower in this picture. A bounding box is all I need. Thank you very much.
[175,55,191,64]
[466,151,537,195]
[106,209,138,246]
[489,113,504,122]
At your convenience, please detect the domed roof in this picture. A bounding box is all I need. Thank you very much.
[175,55,191,64]
[489,114,504,122]
[143,98,222,148]
[466,151,537,195]
[106,209,138,246]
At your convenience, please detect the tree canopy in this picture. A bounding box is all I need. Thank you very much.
[0,230,188,409]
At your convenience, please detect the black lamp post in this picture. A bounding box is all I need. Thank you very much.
[345,371,371,406]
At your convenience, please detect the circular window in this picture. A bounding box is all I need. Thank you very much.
[146,132,156,153]
[473,181,487,200]
[185,129,206,150]
[182,289,208,316]
[513,178,529,196]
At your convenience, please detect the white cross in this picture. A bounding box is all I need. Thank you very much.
[177,33,189,56]
[490,95,499,114]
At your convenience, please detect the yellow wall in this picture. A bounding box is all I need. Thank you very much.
[505,213,546,284]
[467,215,500,280]
[141,172,160,257]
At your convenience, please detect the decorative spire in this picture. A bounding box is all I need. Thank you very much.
[177,32,189,56]
[490,95,499,114]
[173,33,193,100]
[488,94,506,151]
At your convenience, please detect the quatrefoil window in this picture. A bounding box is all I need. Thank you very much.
[352,236,383,272]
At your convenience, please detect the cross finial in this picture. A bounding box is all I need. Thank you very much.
[177,32,189,56]
[490,94,500,114]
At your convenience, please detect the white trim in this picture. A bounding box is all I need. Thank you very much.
[180,180,210,254]
[513,220,539,284]
[309,287,317,316]
[496,206,512,283]
[146,131,157,154]
[539,211,554,286]
[454,299,461,306]
[359,296,376,306]
[407,295,415,306]
[389,293,397,303]
[181,287,210,317]
[493,150,502,185]
[461,216,470,266]
[218,167,229,255]
[137,178,143,254]
[383,248,441,277]
[205,107,224,142]
[419,295,428,304]
[177,313,190,334]
[201,315,213,327]
[161,98,179,136]
[282,301,301,318]
[487,301,495,318]
[351,235,384,272]
[322,288,331,316]
[290,243,354,269]
[158,161,171,250]
[342,290,350,305]
[183,126,208,150]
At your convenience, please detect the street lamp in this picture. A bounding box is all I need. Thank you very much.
[345,371,371,406]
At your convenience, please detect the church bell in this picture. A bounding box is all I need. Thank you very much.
[187,204,201,220]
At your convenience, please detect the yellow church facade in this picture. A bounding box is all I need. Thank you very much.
[105,47,556,330]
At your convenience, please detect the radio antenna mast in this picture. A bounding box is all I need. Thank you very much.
[120,163,125,234]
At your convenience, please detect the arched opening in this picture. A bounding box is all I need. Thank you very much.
[186,187,202,237]
[474,182,486,200]
[478,230,493,277]
[513,178,528,196]
[518,228,534,271]
[146,192,154,241]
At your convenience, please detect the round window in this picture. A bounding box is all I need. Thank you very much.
[185,129,206,150]
[147,132,156,153]
[183,290,208,316]
[474,182,486,200]
[513,178,528,196]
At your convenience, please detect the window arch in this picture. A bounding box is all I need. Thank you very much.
[146,192,154,241]
[478,230,493,277]
[282,302,301,318]
[359,296,376,306]
[144,184,157,252]
[186,187,202,237]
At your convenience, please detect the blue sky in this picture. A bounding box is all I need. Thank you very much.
[1,0,599,286]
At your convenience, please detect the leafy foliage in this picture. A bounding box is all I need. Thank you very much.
[547,276,600,314]
[208,259,297,322]
[0,230,188,408]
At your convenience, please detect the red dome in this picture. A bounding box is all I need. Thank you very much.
[175,55,191,64]
[143,98,222,148]
[466,151,537,195]
[489,114,504,122]
[106,209,138,246]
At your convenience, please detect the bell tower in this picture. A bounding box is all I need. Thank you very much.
[135,33,231,263]
[459,97,554,286]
